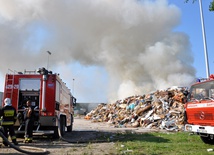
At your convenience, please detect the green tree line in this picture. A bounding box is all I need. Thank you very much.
[185,0,214,11]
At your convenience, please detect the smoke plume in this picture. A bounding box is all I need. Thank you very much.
[0,0,195,102]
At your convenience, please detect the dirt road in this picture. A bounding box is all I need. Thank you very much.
[0,116,159,155]
[73,115,159,133]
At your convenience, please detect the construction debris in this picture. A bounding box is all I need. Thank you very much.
[85,86,188,131]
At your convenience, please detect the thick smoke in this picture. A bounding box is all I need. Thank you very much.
[0,0,195,102]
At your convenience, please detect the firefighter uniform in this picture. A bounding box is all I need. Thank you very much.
[24,100,35,143]
[0,98,18,146]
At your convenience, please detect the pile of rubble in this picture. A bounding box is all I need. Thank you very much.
[85,87,188,131]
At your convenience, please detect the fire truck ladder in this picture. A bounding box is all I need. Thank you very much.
[5,69,16,101]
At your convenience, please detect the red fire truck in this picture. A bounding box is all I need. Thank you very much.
[185,74,214,144]
[2,67,76,138]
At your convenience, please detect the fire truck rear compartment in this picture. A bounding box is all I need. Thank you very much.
[15,90,56,136]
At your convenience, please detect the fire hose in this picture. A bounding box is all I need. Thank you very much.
[57,117,107,143]
[57,117,87,143]
[0,116,106,154]
[0,127,49,155]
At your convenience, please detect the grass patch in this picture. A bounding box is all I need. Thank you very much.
[112,132,214,155]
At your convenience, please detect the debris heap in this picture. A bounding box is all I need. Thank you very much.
[85,87,188,131]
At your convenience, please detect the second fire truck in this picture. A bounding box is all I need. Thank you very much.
[185,74,214,144]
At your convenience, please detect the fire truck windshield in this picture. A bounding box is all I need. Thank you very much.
[189,81,214,101]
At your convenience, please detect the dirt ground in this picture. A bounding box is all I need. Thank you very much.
[0,116,159,155]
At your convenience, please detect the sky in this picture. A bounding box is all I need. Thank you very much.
[171,0,214,78]
[0,0,213,103]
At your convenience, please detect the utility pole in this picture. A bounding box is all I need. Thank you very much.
[47,51,51,70]
[199,0,210,78]
[72,78,75,95]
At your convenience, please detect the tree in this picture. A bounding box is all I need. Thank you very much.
[185,0,214,11]
[210,1,214,11]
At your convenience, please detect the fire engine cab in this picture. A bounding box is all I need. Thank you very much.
[2,67,76,138]
[185,74,214,144]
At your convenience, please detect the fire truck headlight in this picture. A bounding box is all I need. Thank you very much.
[185,125,192,131]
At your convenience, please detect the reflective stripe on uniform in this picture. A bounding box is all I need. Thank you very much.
[24,137,33,141]
[4,109,15,117]
[11,136,16,140]
[2,121,14,125]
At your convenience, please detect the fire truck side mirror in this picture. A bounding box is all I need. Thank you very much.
[72,97,76,107]
[183,90,189,96]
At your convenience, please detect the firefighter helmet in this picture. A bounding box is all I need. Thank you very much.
[4,98,11,106]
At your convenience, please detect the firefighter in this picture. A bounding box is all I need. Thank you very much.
[0,98,18,146]
[24,100,34,143]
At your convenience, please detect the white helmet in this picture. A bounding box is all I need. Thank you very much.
[4,98,12,106]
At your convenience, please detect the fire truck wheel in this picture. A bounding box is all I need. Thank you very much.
[67,114,73,132]
[200,136,214,144]
[53,127,59,139]
[60,116,66,136]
